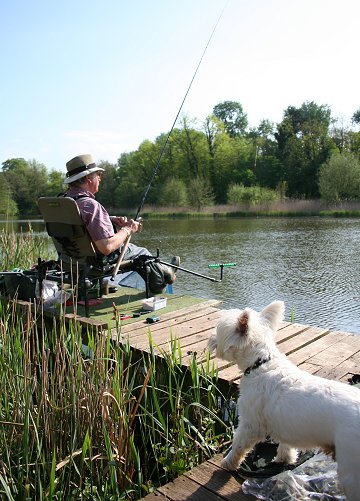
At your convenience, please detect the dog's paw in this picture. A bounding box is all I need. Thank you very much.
[221,454,239,471]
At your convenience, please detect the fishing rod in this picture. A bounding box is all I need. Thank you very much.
[134,3,229,222]
[117,252,237,298]
[112,2,228,279]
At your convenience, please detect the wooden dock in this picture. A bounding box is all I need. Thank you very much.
[19,290,360,500]
[112,298,360,501]
[112,298,360,385]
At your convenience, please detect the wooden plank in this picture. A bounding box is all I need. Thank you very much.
[297,362,323,374]
[157,474,228,500]
[216,364,242,383]
[306,332,360,367]
[287,331,351,366]
[127,315,220,351]
[139,492,166,500]
[277,326,328,356]
[142,329,216,363]
[112,308,220,346]
[118,301,221,336]
[155,458,254,500]
[314,356,360,380]
[183,456,252,500]
[275,322,309,343]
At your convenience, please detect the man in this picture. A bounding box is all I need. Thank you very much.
[63,154,180,294]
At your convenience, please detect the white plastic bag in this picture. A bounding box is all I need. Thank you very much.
[242,452,346,500]
[36,280,70,310]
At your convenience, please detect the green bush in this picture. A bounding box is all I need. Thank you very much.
[227,183,280,205]
[158,178,189,207]
[319,151,360,202]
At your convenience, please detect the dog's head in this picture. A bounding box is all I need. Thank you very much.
[208,301,285,368]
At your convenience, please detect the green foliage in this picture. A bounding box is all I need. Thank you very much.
[3,100,360,212]
[227,183,280,206]
[95,160,118,208]
[213,101,248,137]
[2,158,49,214]
[0,226,56,270]
[318,151,360,201]
[0,174,18,215]
[187,177,215,211]
[0,300,233,499]
[46,170,66,196]
[275,101,335,198]
[352,108,360,125]
[158,178,189,207]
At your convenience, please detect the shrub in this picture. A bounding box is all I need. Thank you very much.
[319,151,360,202]
[158,178,189,207]
[227,183,280,205]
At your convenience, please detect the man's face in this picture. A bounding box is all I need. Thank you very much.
[87,172,102,194]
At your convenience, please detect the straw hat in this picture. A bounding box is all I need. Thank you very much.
[64,154,105,184]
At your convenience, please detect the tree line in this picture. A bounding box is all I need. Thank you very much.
[1,100,360,215]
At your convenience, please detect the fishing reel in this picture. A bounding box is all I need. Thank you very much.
[136,216,143,232]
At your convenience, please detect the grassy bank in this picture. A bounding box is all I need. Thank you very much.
[130,200,360,219]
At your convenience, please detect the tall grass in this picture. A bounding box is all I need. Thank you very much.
[0,301,235,500]
[0,226,56,271]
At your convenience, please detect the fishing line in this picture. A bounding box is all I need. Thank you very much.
[112,1,229,279]
[134,0,229,220]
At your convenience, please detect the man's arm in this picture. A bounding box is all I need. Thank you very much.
[94,219,140,255]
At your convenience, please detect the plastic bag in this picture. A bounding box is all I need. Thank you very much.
[242,452,346,500]
[36,280,70,310]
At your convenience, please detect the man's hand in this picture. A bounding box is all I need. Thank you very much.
[111,216,140,234]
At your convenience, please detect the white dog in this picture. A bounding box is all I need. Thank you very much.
[208,301,360,501]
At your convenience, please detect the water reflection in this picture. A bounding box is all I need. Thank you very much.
[2,217,360,334]
[0,219,45,234]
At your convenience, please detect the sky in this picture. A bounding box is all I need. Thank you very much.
[1,0,359,173]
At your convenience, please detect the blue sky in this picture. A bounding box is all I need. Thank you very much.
[1,0,359,173]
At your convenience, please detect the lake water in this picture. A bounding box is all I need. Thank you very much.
[2,217,360,335]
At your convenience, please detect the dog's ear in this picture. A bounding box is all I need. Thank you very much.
[208,335,217,353]
[236,310,249,335]
[260,301,285,331]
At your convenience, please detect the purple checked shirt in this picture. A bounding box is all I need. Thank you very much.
[65,188,114,244]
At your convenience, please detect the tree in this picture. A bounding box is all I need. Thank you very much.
[116,141,161,208]
[352,108,360,125]
[158,178,188,207]
[213,101,248,137]
[275,101,335,198]
[173,116,211,180]
[0,173,18,215]
[95,160,118,209]
[46,170,66,197]
[248,119,281,189]
[1,158,48,214]
[318,151,360,202]
[187,177,214,211]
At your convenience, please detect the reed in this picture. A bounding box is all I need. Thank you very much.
[0,302,235,499]
[0,226,56,271]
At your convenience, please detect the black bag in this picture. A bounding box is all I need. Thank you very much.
[0,270,38,301]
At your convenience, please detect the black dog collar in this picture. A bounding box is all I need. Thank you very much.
[244,356,271,376]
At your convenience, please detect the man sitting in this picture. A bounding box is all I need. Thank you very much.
[62,154,179,294]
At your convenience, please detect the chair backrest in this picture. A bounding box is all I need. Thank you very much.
[38,197,97,260]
